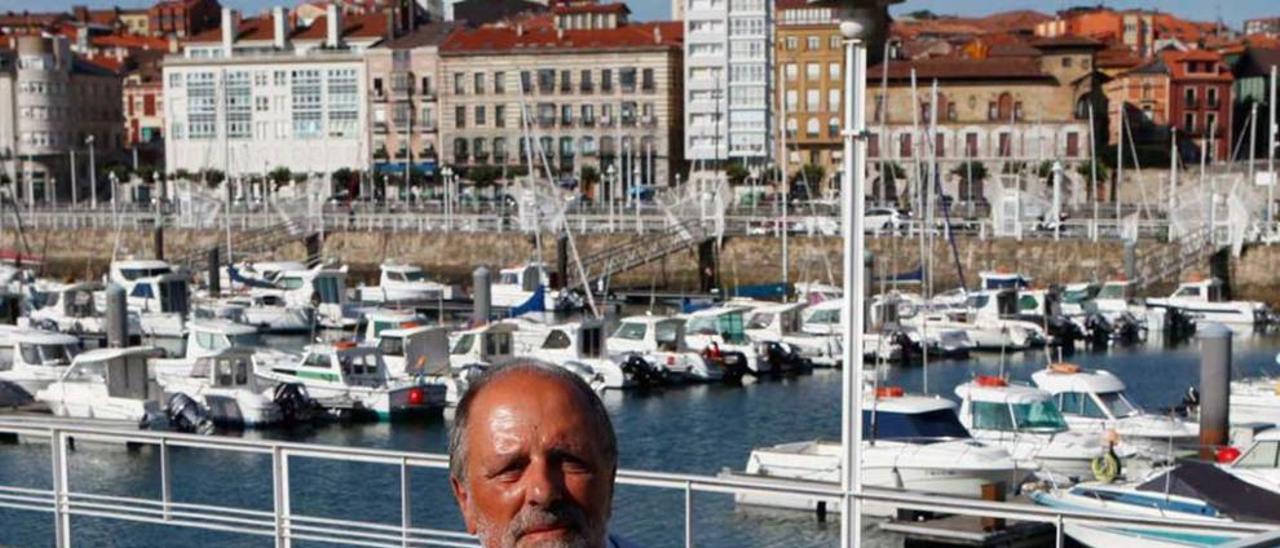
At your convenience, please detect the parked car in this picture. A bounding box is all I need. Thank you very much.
[865,207,907,232]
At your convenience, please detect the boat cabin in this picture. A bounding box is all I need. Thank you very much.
[126,272,191,315]
[277,268,349,307]
[449,322,516,369]
[1031,365,1139,422]
[109,260,174,290]
[184,319,262,360]
[497,264,549,292]
[1167,278,1228,303]
[863,392,971,441]
[979,271,1032,291]
[1,329,80,369]
[187,347,266,391]
[515,319,607,361]
[1232,429,1280,473]
[357,310,429,343]
[608,316,688,354]
[683,307,751,345]
[745,302,807,338]
[377,325,450,378]
[381,263,430,284]
[274,343,390,387]
[59,347,163,400]
[954,378,1070,434]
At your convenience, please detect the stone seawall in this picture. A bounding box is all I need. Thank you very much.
[10,228,1280,306]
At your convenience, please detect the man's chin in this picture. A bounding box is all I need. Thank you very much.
[514,528,591,548]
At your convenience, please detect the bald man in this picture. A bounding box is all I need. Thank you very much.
[449,362,632,548]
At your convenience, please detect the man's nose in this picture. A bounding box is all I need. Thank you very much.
[523,457,566,507]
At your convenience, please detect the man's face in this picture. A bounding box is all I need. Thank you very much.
[451,373,615,548]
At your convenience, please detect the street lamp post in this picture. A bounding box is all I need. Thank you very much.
[441,165,454,230]
[86,135,97,210]
[633,163,642,234]
[606,164,616,232]
[809,2,899,547]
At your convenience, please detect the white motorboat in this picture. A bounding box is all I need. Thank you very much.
[0,328,81,398]
[269,266,358,329]
[1094,278,1195,337]
[109,260,191,338]
[801,299,916,362]
[955,376,1115,481]
[449,322,517,370]
[25,282,142,341]
[607,315,733,384]
[737,300,843,367]
[1228,375,1280,426]
[508,318,616,391]
[372,324,464,404]
[730,390,1028,516]
[681,306,773,375]
[108,259,175,290]
[212,294,314,334]
[1225,429,1280,494]
[356,262,459,303]
[254,342,446,420]
[223,260,309,290]
[1030,462,1280,547]
[869,293,971,359]
[36,346,167,427]
[1031,364,1199,463]
[356,309,429,343]
[1147,277,1272,328]
[491,263,558,311]
[155,347,307,429]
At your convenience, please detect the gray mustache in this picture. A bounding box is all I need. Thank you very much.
[510,502,589,540]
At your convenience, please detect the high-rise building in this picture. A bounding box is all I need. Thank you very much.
[683,0,772,171]
[364,22,455,180]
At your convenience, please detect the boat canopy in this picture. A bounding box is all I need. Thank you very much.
[862,408,970,442]
[1137,462,1280,524]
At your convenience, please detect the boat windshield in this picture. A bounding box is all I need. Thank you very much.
[1098,391,1139,418]
[1098,284,1126,299]
[314,277,343,304]
[378,337,404,357]
[228,332,262,348]
[403,271,426,282]
[1063,288,1094,304]
[654,321,680,351]
[863,409,970,442]
[20,343,79,366]
[1011,401,1069,433]
[451,334,474,355]
[746,313,773,330]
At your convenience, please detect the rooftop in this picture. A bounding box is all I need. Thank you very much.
[440,19,681,55]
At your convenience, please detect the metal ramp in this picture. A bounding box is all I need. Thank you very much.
[1132,223,1220,291]
[172,218,316,272]
[564,219,715,292]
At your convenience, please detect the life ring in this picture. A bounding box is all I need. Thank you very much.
[876,386,905,398]
[975,375,1007,387]
[1049,363,1081,374]
[1091,451,1120,484]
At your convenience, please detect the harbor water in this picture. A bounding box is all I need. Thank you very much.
[3,332,1280,547]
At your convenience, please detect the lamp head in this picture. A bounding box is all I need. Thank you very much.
[807,0,902,57]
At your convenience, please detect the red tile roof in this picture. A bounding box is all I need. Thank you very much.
[1160,49,1233,82]
[187,16,276,43]
[291,13,389,41]
[441,20,682,54]
[552,3,629,16]
[877,57,1051,81]
[92,34,170,50]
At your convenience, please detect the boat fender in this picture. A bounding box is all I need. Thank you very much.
[166,393,215,435]
[1090,450,1121,484]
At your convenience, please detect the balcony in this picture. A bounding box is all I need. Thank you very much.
[493,153,508,164]
[1185,97,1199,109]
[560,118,575,128]
[621,116,636,127]
[580,84,594,94]
[373,122,389,134]
[371,89,388,102]
[599,115,612,127]
[538,117,555,129]
[641,115,656,127]
[582,117,596,127]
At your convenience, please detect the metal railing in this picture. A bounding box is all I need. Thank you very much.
[0,416,1276,548]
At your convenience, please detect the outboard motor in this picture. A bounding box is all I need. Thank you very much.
[619,354,666,388]
[1163,309,1197,344]
[273,383,318,424]
[762,341,809,375]
[1083,313,1114,349]
[1111,312,1143,345]
[889,329,923,362]
[166,393,215,435]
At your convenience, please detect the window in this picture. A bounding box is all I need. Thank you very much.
[542,330,571,349]
[806,63,819,81]
[495,105,506,128]
[327,69,359,138]
[290,69,323,138]
[473,72,485,95]
[1061,56,1073,68]
[421,76,433,95]
[561,104,573,125]
[601,69,613,92]
[454,72,465,95]
[642,68,655,92]
[784,63,797,81]
[581,104,594,125]
[807,36,820,50]
[898,134,912,158]
[1009,401,1068,432]
[520,71,532,93]
[971,402,1014,431]
[619,68,637,92]
[455,106,466,128]
[538,69,555,93]
[225,72,252,139]
[1236,441,1280,469]
[580,69,594,92]
[1184,112,1195,134]
[785,37,797,50]
[1206,113,1217,134]
[1207,87,1218,108]
[829,35,841,49]
[828,62,840,80]
[613,322,646,341]
[186,72,216,139]
[474,105,486,126]
[806,118,819,137]
[1184,87,1196,108]
[560,70,571,93]
[493,72,505,94]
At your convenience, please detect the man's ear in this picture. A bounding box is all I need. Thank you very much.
[450,476,478,534]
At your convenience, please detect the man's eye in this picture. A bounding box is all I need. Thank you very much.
[561,456,592,473]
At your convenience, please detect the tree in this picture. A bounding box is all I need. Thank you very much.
[468,165,503,194]
[173,169,193,181]
[331,168,355,187]
[906,9,939,20]
[951,161,988,203]
[269,167,293,189]
[879,162,905,203]
[724,162,750,186]
[201,169,225,187]
[106,164,131,183]
[1036,161,1055,180]
[136,165,157,184]
[799,164,826,186]
[0,174,11,185]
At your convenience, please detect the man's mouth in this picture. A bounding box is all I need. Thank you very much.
[518,522,571,543]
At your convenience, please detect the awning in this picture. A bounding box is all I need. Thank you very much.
[374,161,437,175]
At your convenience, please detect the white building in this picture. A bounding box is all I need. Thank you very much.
[163,6,388,177]
[682,0,773,170]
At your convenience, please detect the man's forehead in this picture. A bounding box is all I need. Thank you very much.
[466,372,600,442]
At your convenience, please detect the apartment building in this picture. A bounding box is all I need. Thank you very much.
[683,0,773,170]
[148,0,222,38]
[364,22,455,177]
[775,0,843,191]
[123,51,166,166]
[163,6,387,176]
[1,35,124,204]
[438,3,684,194]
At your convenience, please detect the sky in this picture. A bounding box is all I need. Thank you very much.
[1,0,1274,29]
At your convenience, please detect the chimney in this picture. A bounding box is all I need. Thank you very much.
[516,23,524,37]
[654,25,661,44]
[221,7,237,57]
[385,7,395,40]
[326,3,343,49]
[73,5,89,23]
[168,35,179,54]
[75,26,89,52]
[556,27,564,40]
[272,6,287,49]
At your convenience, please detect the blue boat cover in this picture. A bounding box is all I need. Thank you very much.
[1136,461,1280,523]
[507,285,545,318]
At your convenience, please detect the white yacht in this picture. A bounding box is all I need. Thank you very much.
[26,282,142,341]
[211,293,314,334]
[269,266,357,329]
[449,322,517,371]
[955,377,1115,480]
[36,347,167,427]
[801,299,917,362]
[730,391,1028,516]
[254,342,446,420]
[356,262,459,303]
[737,301,843,367]
[0,328,81,398]
[1225,429,1280,494]
[607,315,730,384]
[155,347,295,429]
[1094,279,1194,337]
[1031,364,1199,463]
[109,260,190,338]
[491,263,557,311]
[681,306,772,375]
[509,318,616,391]
[1147,277,1272,327]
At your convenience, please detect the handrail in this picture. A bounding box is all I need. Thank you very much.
[0,417,1275,548]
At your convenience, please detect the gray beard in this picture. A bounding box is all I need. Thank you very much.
[474,503,605,548]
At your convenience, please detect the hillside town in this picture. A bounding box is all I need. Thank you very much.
[0,0,1274,210]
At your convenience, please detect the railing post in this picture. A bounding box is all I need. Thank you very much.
[684,481,693,548]
[160,439,172,521]
[400,457,411,548]
[273,447,291,548]
[51,429,70,547]
[1056,515,1064,548]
